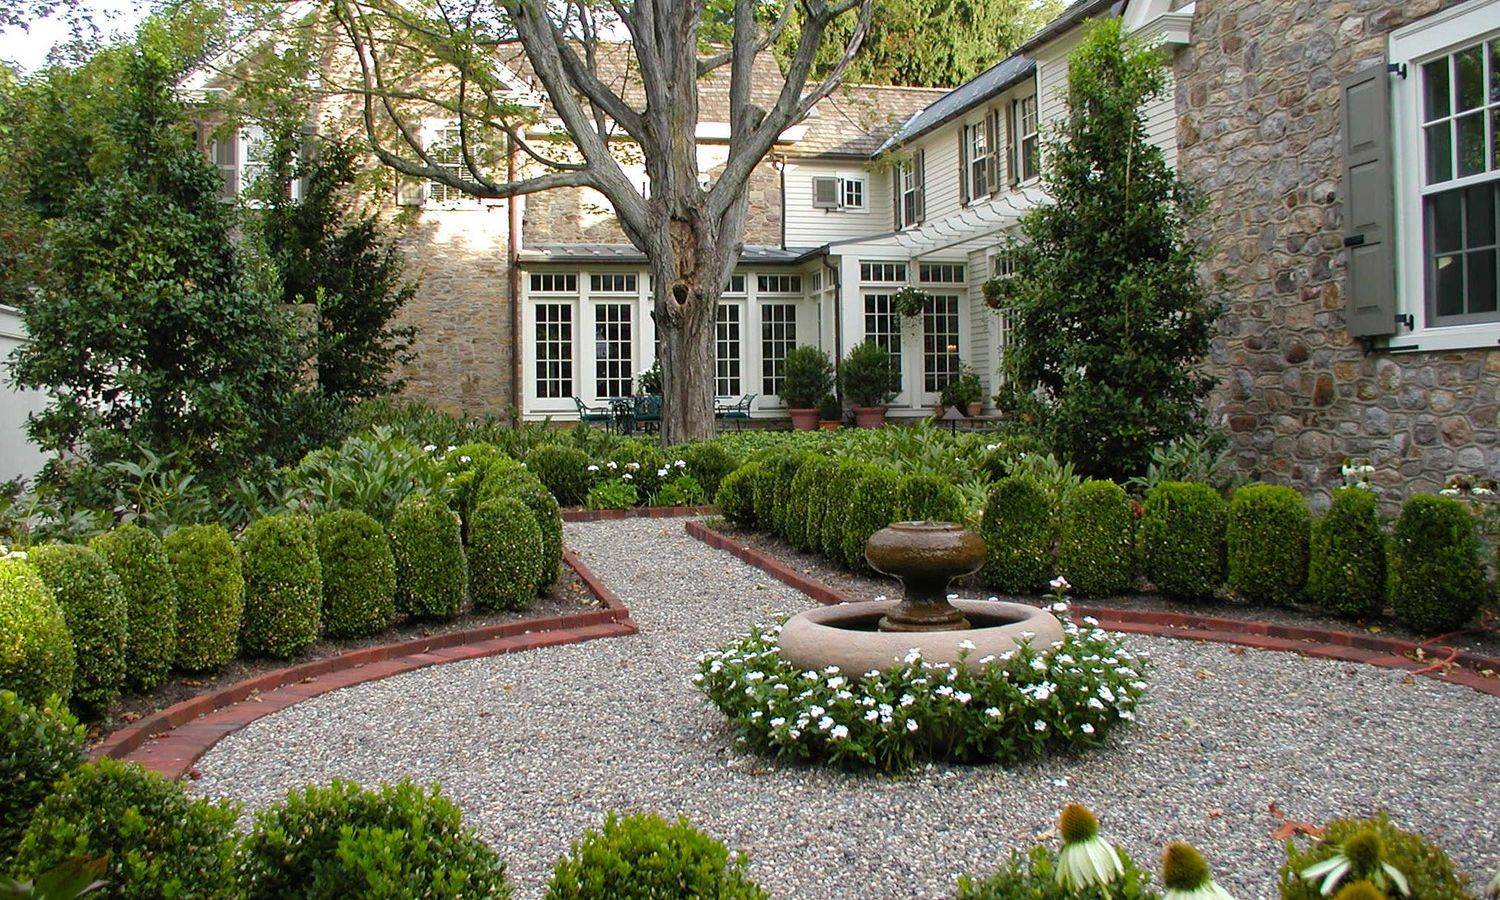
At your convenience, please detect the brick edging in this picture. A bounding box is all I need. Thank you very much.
[92,552,639,779]
[683,520,1500,698]
[562,505,715,522]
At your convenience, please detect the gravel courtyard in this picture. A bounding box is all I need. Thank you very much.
[191,518,1500,898]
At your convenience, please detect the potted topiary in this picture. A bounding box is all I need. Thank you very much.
[840,341,899,428]
[780,345,834,430]
[817,394,842,429]
[940,365,985,417]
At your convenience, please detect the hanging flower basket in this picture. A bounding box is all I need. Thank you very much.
[891,285,929,318]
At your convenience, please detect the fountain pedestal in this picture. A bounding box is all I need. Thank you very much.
[865,522,985,632]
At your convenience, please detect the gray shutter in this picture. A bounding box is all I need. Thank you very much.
[212,131,239,201]
[959,128,970,204]
[893,165,902,229]
[812,175,840,208]
[1340,64,1397,338]
[914,149,925,223]
[986,111,1000,195]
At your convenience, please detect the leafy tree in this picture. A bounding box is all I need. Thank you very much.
[990,19,1219,482]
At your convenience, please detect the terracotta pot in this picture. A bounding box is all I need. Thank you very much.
[788,408,819,431]
[933,404,947,419]
[966,401,983,417]
[819,420,840,430]
[852,405,887,428]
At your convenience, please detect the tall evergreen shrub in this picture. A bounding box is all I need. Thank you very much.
[1056,479,1133,597]
[28,544,128,715]
[978,476,1053,594]
[1226,483,1311,606]
[1306,487,1386,619]
[91,524,178,692]
[162,524,244,672]
[1139,482,1226,602]
[238,514,323,659]
[1391,494,1485,634]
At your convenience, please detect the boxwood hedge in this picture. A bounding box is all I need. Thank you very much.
[28,544,129,715]
[841,466,901,571]
[90,525,178,693]
[716,463,760,528]
[315,510,397,638]
[1056,479,1134,598]
[1306,487,1386,619]
[390,493,468,620]
[483,473,563,591]
[978,476,1053,594]
[238,515,323,659]
[896,473,967,525]
[820,461,869,561]
[1226,483,1311,606]
[163,524,244,673]
[526,444,593,506]
[469,497,543,612]
[1391,494,1485,634]
[678,441,739,499]
[546,812,767,900]
[0,558,76,705]
[0,690,84,866]
[788,457,838,551]
[1140,482,1226,602]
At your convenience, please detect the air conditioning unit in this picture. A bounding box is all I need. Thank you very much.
[811,176,840,209]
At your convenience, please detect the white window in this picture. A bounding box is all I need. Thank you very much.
[841,177,866,209]
[760,304,797,396]
[426,124,474,204]
[594,303,633,398]
[207,125,301,202]
[1015,95,1040,182]
[966,122,989,198]
[863,292,903,391]
[922,294,961,393]
[900,161,920,225]
[756,274,803,294]
[860,262,908,283]
[919,263,965,284]
[590,273,638,294]
[715,303,743,397]
[535,303,574,399]
[530,273,578,293]
[724,273,747,294]
[991,248,1018,279]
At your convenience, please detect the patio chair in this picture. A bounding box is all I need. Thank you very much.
[573,397,614,431]
[714,394,756,431]
[632,395,663,434]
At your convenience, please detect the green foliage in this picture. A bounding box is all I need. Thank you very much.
[0,692,85,868]
[839,341,900,408]
[609,440,668,498]
[1124,433,1240,497]
[237,514,322,659]
[28,544,128,715]
[1278,813,1470,900]
[0,559,76,705]
[257,136,415,401]
[821,461,869,560]
[896,473,966,524]
[545,813,767,900]
[315,510,396,638]
[389,494,467,621]
[979,433,1051,481]
[286,427,448,523]
[991,19,1218,481]
[780,345,834,409]
[841,466,901,571]
[979,477,1054,594]
[787,458,838,550]
[1139,482,1226,602]
[236,779,511,899]
[677,441,739,499]
[89,525,178,692]
[956,844,1159,899]
[525,445,593,507]
[468,497,542,612]
[716,463,760,528]
[15,758,238,900]
[818,394,842,422]
[0,855,109,899]
[1056,480,1134,598]
[1391,494,1485,634]
[1226,484,1311,606]
[161,524,244,672]
[585,480,638,510]
[482,475,562,592]
[440,444,522,538]
[939,369,984,409]
[768,452,814,538]
[653,474,708,507]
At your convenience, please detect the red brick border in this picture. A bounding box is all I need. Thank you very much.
[562,505,715,522]
[684,520,1500,698]
[92,552,638,779]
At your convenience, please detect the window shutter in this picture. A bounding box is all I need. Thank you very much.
[959,128,970,204]
[986,111,1000,195]
[893,165,902,229]
[1340,64,1397,338]
[812,175,840,208]
[914,149,925,223]
[212,132,239,201]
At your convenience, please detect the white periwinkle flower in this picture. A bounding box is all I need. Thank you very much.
[1049,576,1071,592]
[1055,805,1124,891]
[587,465,600,472]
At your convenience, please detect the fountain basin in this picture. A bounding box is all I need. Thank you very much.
[777,599,1066,674]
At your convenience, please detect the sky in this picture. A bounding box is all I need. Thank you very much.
[0,0,150,72]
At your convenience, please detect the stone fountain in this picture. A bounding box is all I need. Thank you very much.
[777,521,1065,673]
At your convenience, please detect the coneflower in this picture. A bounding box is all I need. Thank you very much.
[1054,804,1124,890]
[1161,841,1234,899]
[1298,829,1409,897]
[1332,882,1388,900]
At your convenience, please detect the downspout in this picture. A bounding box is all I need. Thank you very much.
[777,154,787,249]
[824,253,842,403]
[508,134,524,420]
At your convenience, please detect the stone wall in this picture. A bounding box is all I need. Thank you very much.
[1175,0,1498,508]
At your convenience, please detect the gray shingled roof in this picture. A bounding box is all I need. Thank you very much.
[518,243,811,264]
[792,84,951,158]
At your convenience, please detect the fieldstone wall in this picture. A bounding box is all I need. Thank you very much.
[1176,0,1498,508]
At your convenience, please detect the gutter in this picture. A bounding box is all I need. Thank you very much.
[508,134,523,419]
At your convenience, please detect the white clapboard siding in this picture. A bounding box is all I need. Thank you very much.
[782,160,891,246]
[965,247,995,402]
[0,307,51,482]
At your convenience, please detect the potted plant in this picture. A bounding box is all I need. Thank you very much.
[780,345,834,430]
[940,365,985,417]
[637,360,662,396]
[891,285,928,319]
[840,341,899,428]
[817,394,842,430]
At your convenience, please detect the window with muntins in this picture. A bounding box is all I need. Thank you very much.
[919,263,965,284]
[967,122,988,198]
[1017,95,1040,182]
[863,292,903,391]
[901,162,919,225]
[530,273,578,293]
[593,303,633,398]
[725,273,747,294]
[842,178,865,209]
[860,262,908,283]
[427,126,470,203]
[535,303,574,399]
[1421,37,1500,324]
[760,304,797,396]
[922,294,961,392]
[757,274,802,294]
[716,304,742,397]
[590,273,638,294]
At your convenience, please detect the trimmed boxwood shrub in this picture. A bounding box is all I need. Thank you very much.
[238,515,323,659]
[484,474,563,592]
[750,455,781,528]
[0,558,75,705]
[389,493,468,621]
[0,691,84,867]
[1391,494,1485,634]
[679,441,738,499]
[163,525,244,673]
[90,525,178,693]
[14,758,239,900]
[771,452,814,539]
[469,497,543,611]
[526,444,593,506]
[1056,479,1134,598]
[28,544,128,715]
[821,461,869,561]
[442,444,523,540]
[896,473,967,524]
[788,457,838,551]
[1278,813,1470,900]
[546,812,767,900]
[841,466,901,571]
[236,779,511,899]
[1226,483,1311,606]
[979,476,1053,594]
[716,463,760,528]
[1306,487,1386,619]
[315,510,397,638]
[802,463,837,554]
[1140,482,1227,602]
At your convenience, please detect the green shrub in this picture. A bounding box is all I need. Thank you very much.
[1391,494,1485,634]
[162,525,244,673]
[545,812,767,900]
[979,433,1050,482]
[839,340,899,407]
[469,497,542,612]
[771,452,814,539]
[525,444,593,506]
[15,758,238,900]
[389,494,468,620]
[28,544,128,715]
[0,559,75,705]
[90,525,178,693]
[679,441,738,499]
[780,345,835,409]
[315,510,397,638]
[286,427,449,523]
[1226,483,1311,606]
[1278,813,1470,900]
[1139,481,1226,602]
[0,691,84,867]
[1306,487,1386,619]
[441,444,522,538]
[653,473,708,507]
[788,458,838,550]
[751,456,781,528]
[238,514,323,659]
[482,475,563,592]
[716,463,760,528]
[609,440,668,498]
[1056,479,1134,598]
[236,779,511,899]
[956,844,1159,899]
[896,473,966,524]
[585,480,638,510]
[801,462,837,553]
[979,476,1054,594]
[820,461,869,560]
[841,466,901,570]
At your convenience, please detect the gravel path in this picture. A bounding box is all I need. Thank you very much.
[192,518,1500,898]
